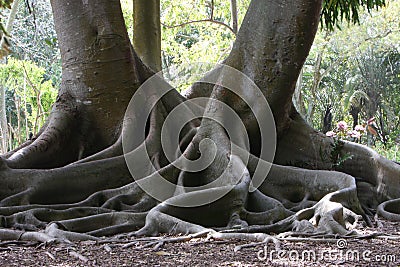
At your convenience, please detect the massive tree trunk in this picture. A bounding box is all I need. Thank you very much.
[5,0,146,168]
[0,0,399,243]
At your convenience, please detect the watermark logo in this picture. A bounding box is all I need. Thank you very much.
[336,238,347,249]
[122,62,276,207]
[257,238,397,264]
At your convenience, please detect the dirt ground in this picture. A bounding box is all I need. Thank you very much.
[0,219,399,266]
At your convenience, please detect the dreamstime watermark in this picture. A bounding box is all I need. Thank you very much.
[257,239,397,264]
[122,62,277,207]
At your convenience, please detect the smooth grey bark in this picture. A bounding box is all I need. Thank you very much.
[5,0,148,169]
[133,0,162,72]
[230,0,238,34]
[221,0,322,135]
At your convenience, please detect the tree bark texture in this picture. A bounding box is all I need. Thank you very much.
[0,0,398,243]
[133,0,162,72]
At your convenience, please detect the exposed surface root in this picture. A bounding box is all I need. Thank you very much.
[125,229,280,253]
[0,64,399,249]
[0,111,396,244]
[5,93,82,169]
[3,0,399,252]
[276,112,400,211]
[377,199,400,221]
[0,106,398,245]
[71,136,123,165]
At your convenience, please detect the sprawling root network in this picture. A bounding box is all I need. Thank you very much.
[0,74,399,248]
[1,0,399,251]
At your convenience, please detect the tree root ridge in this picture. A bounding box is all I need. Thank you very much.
[0,142,380,243]
[276,112,400,209]
[5,92,82,169]
[0,113,399,244]
[377,199,400,221]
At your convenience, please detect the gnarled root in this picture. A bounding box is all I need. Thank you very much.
[0,90,398,246]
[377,199,400,221]
[0,113,375,244]
[5,92,83,169]
[276,112,400,216]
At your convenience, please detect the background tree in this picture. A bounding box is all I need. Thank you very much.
[133,0,161,72]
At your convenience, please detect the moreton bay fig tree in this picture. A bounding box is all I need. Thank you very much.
[0,0,398,244]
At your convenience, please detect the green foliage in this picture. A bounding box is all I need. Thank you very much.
[374,141,400,162]
[0,58,57,144]
[298,1,400,161]
[159,0,250,91]
[120,0,249,91]
[119,0,390,92]
[9,0,61,86]
[321,0,386,30]
[329,138,354,167]
[318,135,354,169]
[0,0,14,58]
[0,0,13,9]
[121,0,133,41]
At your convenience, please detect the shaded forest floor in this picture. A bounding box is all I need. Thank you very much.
[0,219,399,266]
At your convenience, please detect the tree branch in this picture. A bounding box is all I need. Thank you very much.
[230,0,238,34]
[162,19,236,35]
